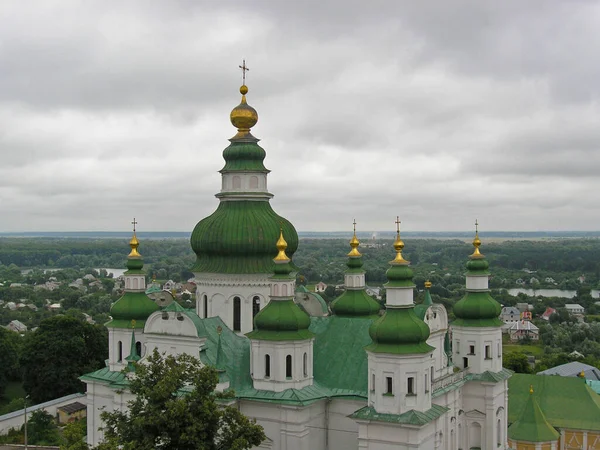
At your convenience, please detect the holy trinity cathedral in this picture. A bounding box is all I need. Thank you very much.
[81,77,514,450]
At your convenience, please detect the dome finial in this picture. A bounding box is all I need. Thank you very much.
[230,59,258,138]
[348,219,362,257]
[128,217,141,258]
[274,226,290,262]
[529,384,534,394]
[391,216,408,264]
[470,219,484,259]
[425,280,432,289]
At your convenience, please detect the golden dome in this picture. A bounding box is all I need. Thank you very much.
[274,228,290,262]
[470,219,484,259]
[425,280,432,289]
[348,219,362,257]
[128,232,141,258]
[230,85,258,137]
[391,217,408,264]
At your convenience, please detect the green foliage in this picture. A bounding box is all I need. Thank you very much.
[98,350,265,450]
[502,351,532,373]
[28,409,61,445]
[61,419,88,450]
[0,328,21,397]
[21,316,108,403]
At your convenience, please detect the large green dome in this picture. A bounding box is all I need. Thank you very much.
[191,201,298,274]
[366,308,433,354]
[109,291,159,326]
[453,291,502,326]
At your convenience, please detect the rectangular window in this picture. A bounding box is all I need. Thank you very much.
[424,374,429,393]
[498,341,502,358]
[371,373,375,392]
[456,340,460,354]
[385,376,393,395]
[407,377,415,395]
[469,345,475,355]
[485,345,491,359]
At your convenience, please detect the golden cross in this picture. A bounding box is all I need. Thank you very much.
[353,219,357,234]
[131,217,138,233]
[239,59,249,84]
[395,216,401,234]
[475,219,479,234]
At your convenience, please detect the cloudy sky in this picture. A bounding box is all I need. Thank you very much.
[1,0,599,232]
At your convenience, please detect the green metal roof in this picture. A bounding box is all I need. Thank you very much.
[367,307,434,355]
[107,291,159,327]
[190,201,298,274]
[508,391,559,443]
[220,140,269,173]
[508,373,600,432]
[247,298,313,341]
[453,291,502,327]
[331,289,381,317]
[351,404,449,426]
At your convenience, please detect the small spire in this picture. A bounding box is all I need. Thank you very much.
[274,227,290,262]
[348,219,362,257]
[391,216,408,264]
[424,280,432,289]
[529,384,534,394]
[579,370,586,378]
[470,219,484,259]
[128,218,141,258]
[230,60,258,138]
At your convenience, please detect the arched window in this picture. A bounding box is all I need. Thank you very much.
[497,419,502,446]
[203,295,208,318]
[232,176,241,189]
[136,341,142,357]
[273,284,279,296]
[249,176,258,189]
[118,341,123,361]
[233,297,241,332]
[133,278,138,289]
[282,284,288,296]
[265,354,271,378]
[253,296,260,317]
[303,352,308,377]
[286,355,292,378]
[469,422,482,449]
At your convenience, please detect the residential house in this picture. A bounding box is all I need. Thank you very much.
[538,361,600,381]
[314,281,327,293]
[565,304,585,315]
[508,320,539,341]
[57,401,87,424]
[541,307,556,321]
[6,320,27,333]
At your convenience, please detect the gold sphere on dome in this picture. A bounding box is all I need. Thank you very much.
[230,85,258,131]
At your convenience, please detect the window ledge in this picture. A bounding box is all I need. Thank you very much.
[383,393,394,397]
[467,353,476,356]
[406,393,417,397]
[484,357,493,360]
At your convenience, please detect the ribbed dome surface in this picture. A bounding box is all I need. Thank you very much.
[331,289,381,317]
[366,308,434,354]
[246,299,314,341]
[221,141,268,173]
[191,201,298,274]
[453,291,502,322]
[110,292,159,322]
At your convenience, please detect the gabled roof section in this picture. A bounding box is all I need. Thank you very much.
[351,404,449,426]
[508,373,600,432]
[508,389,559,443]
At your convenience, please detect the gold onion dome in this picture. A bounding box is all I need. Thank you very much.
[230,84,258,136]
[274,228,290,262]
[348,219,361,257]
[470,219,484,259]
[391,217,408,264]
[425,280,432,289]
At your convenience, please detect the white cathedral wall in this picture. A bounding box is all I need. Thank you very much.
[356,420,437,450]
[194,273,270,334]
[221,172,268,194]
[452,326,503,373]
[108,328,149,372]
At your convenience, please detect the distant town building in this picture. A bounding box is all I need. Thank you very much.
[565,304,585,315]
[538,361,600,381]
[508,320,539,341]
[7,319,27,333]
[314,281,327,293]
[541,307,556,321]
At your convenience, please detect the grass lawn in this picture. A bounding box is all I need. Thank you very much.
[0,381,25,407]
[503,344,544,358]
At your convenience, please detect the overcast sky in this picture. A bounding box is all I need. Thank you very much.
[1,0,599,232]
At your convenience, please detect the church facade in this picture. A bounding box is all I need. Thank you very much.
[82,80,511,450]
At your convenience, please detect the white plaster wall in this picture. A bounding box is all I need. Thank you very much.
[465,274,488,290]
[108,328,149,371]
[85,382,115,447]
[385,288,414,307]
[356,420,437,450]
[221,172,268,194]
[452,326,503,373]
[194,273,270,334]
[251,339,314,392]
[367,351,433,415]
[345,272,365,288]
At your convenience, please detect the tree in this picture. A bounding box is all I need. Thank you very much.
[27,410,61,445]
[97,350,265,450]
[503,351,531,374]
[61,420,88,450]
[0,327,21,397]
[20,316,108,403]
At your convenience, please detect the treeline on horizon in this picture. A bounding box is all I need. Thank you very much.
[0,237,599,285]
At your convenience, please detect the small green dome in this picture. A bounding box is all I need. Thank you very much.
[366,308,434,354]
[127,257,143,271]
[221,141,268,173]
[385,265,414,288]
[246,299,313,341]
[190,201,298,274]
[332,289,381,317]
[453,291,502,325]
[109,292,160,324]
[466,258,489,272]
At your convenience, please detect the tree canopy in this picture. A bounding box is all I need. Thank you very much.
[20,315,107,403]
[97,350,265,450]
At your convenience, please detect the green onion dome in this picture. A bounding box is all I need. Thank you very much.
[367,308,433,354]
[246,231,313,341]
[190,202,298,274]
[365,228,433,354]
[331,228,380,317]
[453,229,502,327]
[108,231,159,328]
